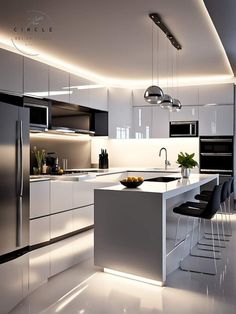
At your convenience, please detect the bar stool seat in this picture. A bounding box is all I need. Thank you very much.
[173,183,223,275]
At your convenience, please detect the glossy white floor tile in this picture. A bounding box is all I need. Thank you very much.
[11,214,236,314]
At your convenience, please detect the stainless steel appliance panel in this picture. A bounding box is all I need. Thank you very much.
[169,121,198,137]
[18,107,29,249]
[0,102,29,256]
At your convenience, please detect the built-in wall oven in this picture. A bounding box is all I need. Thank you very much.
[199,136,233,176]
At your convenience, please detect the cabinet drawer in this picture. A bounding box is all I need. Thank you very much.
[72,205,94,231]
[50,211,73,239]
[29,246,50,292]
[30,217,50,246]
[30,181,50,218]
[51,181,73,213]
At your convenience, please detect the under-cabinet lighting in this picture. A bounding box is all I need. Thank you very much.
[24,91,72,97]
[64,84,105,90]
[30,132,91,141]
[104,268,164,287]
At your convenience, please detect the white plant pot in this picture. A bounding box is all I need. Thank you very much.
[181,167,191,178]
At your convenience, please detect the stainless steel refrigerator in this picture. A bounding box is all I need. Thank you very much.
[0,101,29,313]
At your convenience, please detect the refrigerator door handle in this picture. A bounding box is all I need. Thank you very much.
[17,197,23,247]
[16,120,23,247]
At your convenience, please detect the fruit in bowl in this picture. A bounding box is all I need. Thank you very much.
[120,176,144,188]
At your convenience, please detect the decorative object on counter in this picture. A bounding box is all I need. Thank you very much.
[176,152,198,178]
[46,152,58,174]
[120,176,144,188]
[32,146,46,175]
[62,158,68,170]
[99,149,109,169]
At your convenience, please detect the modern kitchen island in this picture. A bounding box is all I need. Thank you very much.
[94,174,218,286]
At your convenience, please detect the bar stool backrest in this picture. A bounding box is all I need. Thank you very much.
[221,181,229,203]
[231,177,234,194]
[227,177,234,198]
[203,184,223,219]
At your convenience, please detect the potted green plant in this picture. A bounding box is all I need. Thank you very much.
[176,152,198,178]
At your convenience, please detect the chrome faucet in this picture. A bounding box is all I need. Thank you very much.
[159,147,171,170]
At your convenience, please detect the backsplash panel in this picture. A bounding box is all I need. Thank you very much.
[30,136,91,170]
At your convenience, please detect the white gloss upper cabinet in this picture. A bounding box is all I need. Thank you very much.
[48,66,70,102]
[133,106,152,138]
[132,89,146,106]
[199,105,234,136]
[152,106,169,138]
[198,83,234,105]
[0,49,23,94]
[108,88,133,138]
[70,74,90,107]
[178,86,199,106]
[24,58,49,97]
[133,106,169,138]
[170,106,199,121]
[70,74,108,111]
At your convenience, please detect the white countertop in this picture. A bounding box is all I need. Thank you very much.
[97,174,219,199]
[30,167,181,182]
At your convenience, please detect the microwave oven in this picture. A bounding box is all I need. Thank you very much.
[169,121,198,137]
[24,97,50,130]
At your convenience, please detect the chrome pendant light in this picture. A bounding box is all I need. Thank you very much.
[160,94,173,109]
[144,85,164,104]
[170,98,182,112]
[144,20,164,104]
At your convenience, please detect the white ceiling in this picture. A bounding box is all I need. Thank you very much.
[0,0,233,87]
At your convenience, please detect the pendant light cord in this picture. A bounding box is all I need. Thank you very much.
[157,27,159,86]
[152,21,154,85]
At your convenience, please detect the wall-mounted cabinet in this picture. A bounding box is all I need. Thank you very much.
[170,106,199,121]
[70,74,108,111]
[199,105,234,136]
[178,85,199,106]
[108,88,133,139]
[133,106,169,138]
[198,83,234,105]
[48,67,70,103]
[152,107,169,138]
[0,49,23,95]
[133,106,152,138]
[24,58,49,97]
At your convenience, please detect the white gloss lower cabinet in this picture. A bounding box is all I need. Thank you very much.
[50,181,73,214]
[199,105,234,136]
[30,217,50,246]
[29,246,50,293]
[30,181,50,219]
[0,254,28,314]
[72,205,94,231]
[49,237,75,277]
[72,181,94,208]
[50,211,73,239]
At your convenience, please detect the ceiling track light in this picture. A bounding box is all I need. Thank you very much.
[149,13,182,51]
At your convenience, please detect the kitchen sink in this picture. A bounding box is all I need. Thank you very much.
[145,176,181,183]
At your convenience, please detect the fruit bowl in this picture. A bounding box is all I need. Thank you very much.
[120,176,144,188]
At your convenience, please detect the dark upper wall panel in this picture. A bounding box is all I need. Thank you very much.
[204,0,236,75]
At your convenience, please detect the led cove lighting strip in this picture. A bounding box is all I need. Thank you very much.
[0,1,233,88]
[104,268,164,287]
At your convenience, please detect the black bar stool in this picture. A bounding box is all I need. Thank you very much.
[196,179,232,237]
[173,184,223,275]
